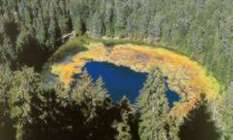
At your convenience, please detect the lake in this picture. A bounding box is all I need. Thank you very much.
[81,61,180,106]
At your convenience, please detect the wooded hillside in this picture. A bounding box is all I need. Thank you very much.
[0,0,233,140]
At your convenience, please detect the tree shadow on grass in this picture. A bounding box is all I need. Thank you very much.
[179,101,221,140]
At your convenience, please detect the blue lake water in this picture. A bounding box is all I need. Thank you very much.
[81,61,180,106]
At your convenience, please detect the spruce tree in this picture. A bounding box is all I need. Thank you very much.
[113,0,129,37]
[71,71,110,121]
[0,65,15,140]
[0,36,16,65]
[216,82,233,140]
[70,71,113,139]
[9,67,42,140]
[113,111,132,140]
[16,28,30,55]
[113,97,133,140]
[138,68,170,140]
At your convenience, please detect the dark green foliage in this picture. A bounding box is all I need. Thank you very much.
[112,97,134,140]
[1,0,233,139]
[9,68,42,140]
[69,0,233,86]
[0,16,18,65]
[67,72,136,140]
[0,0,72,69]
[0,65,16,140]
[70,71,111,123]
[138,68,177,140]
[1,0,233,86]
[0,66,45,140]
[113,111,133,140]
[0,67,137,140]
[216,82,233,140]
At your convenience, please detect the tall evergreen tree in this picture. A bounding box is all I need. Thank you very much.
[9,67,42,140]
[113,97,133,140]
[138,68,170,140]
[216,82,233,140]
[0,65,16,140]
[113,111,132,140]
[69,72,114,139]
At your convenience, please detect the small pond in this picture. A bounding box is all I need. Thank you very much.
[79,61,180,106]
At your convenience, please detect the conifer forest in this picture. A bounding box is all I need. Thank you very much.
[0,0,233,140]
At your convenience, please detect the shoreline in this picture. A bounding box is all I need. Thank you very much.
[50,38,221,119]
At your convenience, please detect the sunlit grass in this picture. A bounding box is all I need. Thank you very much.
[51,37,221,118]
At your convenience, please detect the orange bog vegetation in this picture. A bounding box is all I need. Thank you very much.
[51,41,220,118]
